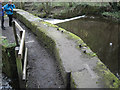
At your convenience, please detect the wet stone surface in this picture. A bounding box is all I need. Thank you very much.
[57,16,120,76]
[2,17,15,43]
[2,74,12,89]
[16,19,65,88]
[2,17,65,88]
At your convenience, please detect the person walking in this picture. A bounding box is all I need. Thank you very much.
[3,0,15,27]
[0,1,5,30]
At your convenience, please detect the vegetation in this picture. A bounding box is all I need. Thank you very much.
[102,11,120,19]
[22,2,119,21]
[13,2,120,21]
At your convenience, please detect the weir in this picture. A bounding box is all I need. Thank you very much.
[13,9,120,88]
[1,9,120,89]
[43,15,85,24]
[57,16,120,76]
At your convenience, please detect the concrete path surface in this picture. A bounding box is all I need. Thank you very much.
[2,17,65,88]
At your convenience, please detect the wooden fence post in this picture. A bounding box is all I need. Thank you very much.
[20,31,23,39]
[14,21,27,89]
[23,48,28,80]
[13,21,19,46]
[19,30,25,65]
[15,47,24,88]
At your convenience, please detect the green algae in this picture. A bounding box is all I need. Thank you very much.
[95,61,120,88]
[1,37,17,78]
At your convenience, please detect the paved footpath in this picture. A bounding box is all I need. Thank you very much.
[2,17,65,88]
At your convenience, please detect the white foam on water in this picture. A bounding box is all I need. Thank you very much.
[43,15,86,24]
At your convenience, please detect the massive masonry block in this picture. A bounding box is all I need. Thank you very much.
[13,9,120,88]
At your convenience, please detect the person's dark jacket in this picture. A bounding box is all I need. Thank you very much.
[0,2,4,16]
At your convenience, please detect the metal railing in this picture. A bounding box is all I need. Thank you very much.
[12,20,28,88]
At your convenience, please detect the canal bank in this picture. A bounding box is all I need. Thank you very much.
[13,9,120,88]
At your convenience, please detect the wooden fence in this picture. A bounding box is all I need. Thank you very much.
[12,20,28,88]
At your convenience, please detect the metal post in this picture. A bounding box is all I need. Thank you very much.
[66,72,71,89]
[13,21,19,46]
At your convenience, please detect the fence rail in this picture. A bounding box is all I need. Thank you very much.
[18,30,25,59]
[12,20,28,88]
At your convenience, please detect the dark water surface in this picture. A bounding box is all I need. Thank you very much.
[57,16,120,76]
[2,73,12,89]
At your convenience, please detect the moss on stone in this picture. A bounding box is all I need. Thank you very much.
[14,9,120,88]
[2,39,16,48]
[2,42,17,79]
[55,27,97,58]
[36,26,56,54]
[41,21,59,28]
[95,61,120,88]
[40,18,120,88]
[71,74,77,88]
[36,13,47,18]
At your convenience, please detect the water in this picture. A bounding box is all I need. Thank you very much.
[57,16,120,76]
[1,72,19,89]
[1,73,19,90]
[42,15,85,24]
[1,73,12,89]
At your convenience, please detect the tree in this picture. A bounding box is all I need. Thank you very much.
[69,2,73,7]
[109,2,118,11]
[42,2,51,15]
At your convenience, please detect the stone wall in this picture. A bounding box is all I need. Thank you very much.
[2,40,17,79]
[13,9,120,88]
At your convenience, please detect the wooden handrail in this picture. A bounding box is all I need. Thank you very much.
[18,30,25,59]
[13,21,19,46]
[17,34,20,42]
[13,20,28,87]
[23,47,28,80]
[14,20,24,31]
